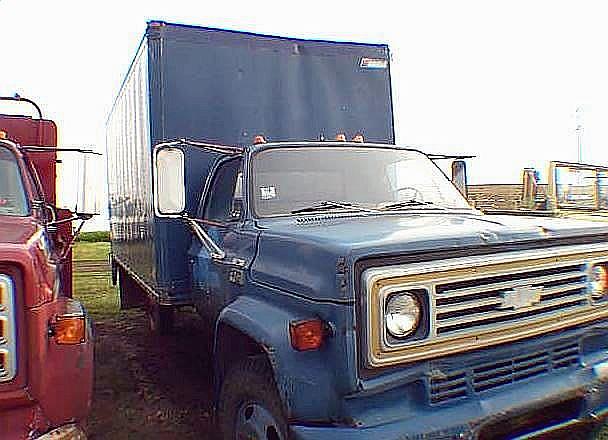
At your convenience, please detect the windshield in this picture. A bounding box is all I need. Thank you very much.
[251,146,472,217]
[0,146,28,216]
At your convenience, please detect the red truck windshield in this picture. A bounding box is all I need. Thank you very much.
[0,145,28,216]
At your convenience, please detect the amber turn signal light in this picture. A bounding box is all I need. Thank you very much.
[591,263,608,299]
[290,319,325,351]
[253,135,267,145]
[50,315,86,345]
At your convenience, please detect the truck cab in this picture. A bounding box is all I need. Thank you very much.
[108,21,608,439]
[0,98,94,439]
[152,139,608,439]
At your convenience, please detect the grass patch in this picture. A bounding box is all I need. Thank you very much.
[73,242,110,261]
[77,231,110,242]
[73,270,119,320]
[73,241,117,320]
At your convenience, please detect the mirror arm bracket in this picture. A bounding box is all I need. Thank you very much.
[183,215,227,261]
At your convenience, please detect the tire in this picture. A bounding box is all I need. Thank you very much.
[217,356,288,440]
[147,304,174,336]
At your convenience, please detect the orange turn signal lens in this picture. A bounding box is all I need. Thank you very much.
[51,315,86,345]
[591,264,608,299]
[253,135,267,145]
[352,133,364,143]
[290,319,325,351]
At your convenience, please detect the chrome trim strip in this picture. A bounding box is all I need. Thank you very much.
[0,275,16,382]
[364,243,608,285]
[435,270,586,299]
[436,294,588,329]
[436,297,503,314]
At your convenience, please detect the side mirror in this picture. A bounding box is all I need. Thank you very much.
[154,146,186,216]
[451,160,468,197]
[56,150,101,217]
[32,200,58,231]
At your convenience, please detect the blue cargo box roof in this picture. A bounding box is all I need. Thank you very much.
[144,20,395,147]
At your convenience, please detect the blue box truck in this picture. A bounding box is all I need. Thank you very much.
[108,21,608,439]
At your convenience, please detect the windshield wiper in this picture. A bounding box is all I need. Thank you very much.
[378,200,448,211]
[291,200,377,214]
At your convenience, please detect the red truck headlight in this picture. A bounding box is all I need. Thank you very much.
[0,274,16,382]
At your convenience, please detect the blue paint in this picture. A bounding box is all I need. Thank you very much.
[107,21,608,438]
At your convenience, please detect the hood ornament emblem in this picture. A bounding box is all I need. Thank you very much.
[498,285,543,310]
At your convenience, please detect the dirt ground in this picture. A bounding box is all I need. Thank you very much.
[73,243,218,439]
[73,242,608,440]
[88,310,218,439]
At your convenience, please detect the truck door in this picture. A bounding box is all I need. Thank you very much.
[188,157,255,323]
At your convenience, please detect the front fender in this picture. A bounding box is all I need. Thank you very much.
[215,294,344,422]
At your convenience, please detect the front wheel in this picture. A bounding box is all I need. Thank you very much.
[217,357,287,440]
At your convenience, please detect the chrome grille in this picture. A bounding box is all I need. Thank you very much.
[0,275,16,382]
[435,264,589,336]
[430,339,581,405]
[0,350,7,379]
[363,243,608,367]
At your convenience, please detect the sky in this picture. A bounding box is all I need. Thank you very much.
[1,0,607,230]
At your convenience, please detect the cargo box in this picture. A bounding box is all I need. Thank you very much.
[106,21,395,303]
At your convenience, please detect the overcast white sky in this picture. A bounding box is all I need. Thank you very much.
[1,0,607,229]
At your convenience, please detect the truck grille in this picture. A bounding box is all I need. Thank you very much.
[0,275,16,382]
[429,339,581,405]
[363,243,608,367]
[435,264,588,336]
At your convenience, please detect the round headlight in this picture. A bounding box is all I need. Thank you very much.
[591,264,608,298]
[385,293,421,338]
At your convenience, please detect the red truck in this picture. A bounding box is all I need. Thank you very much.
[0,97,94,439]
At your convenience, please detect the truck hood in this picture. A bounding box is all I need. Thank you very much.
[249,212,608,302]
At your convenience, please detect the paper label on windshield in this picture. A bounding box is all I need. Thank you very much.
[260,186,277,200]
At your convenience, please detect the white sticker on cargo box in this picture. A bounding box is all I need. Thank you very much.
[360,57,388,69]
[260,186,277,200]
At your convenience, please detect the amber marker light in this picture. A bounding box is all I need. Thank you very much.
[0,281,6,309]
[591,264,608,299]
[290,319,325,351]
[253,135,267,145]
[352,133,364,143]
[50,315,86,345]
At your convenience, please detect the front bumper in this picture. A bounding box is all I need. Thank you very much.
[291,355,608,440]
[36,424,87,440]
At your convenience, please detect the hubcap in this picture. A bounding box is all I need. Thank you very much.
[235,401,283,440]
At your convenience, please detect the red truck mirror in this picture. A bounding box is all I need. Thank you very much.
[56,149,101,218]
